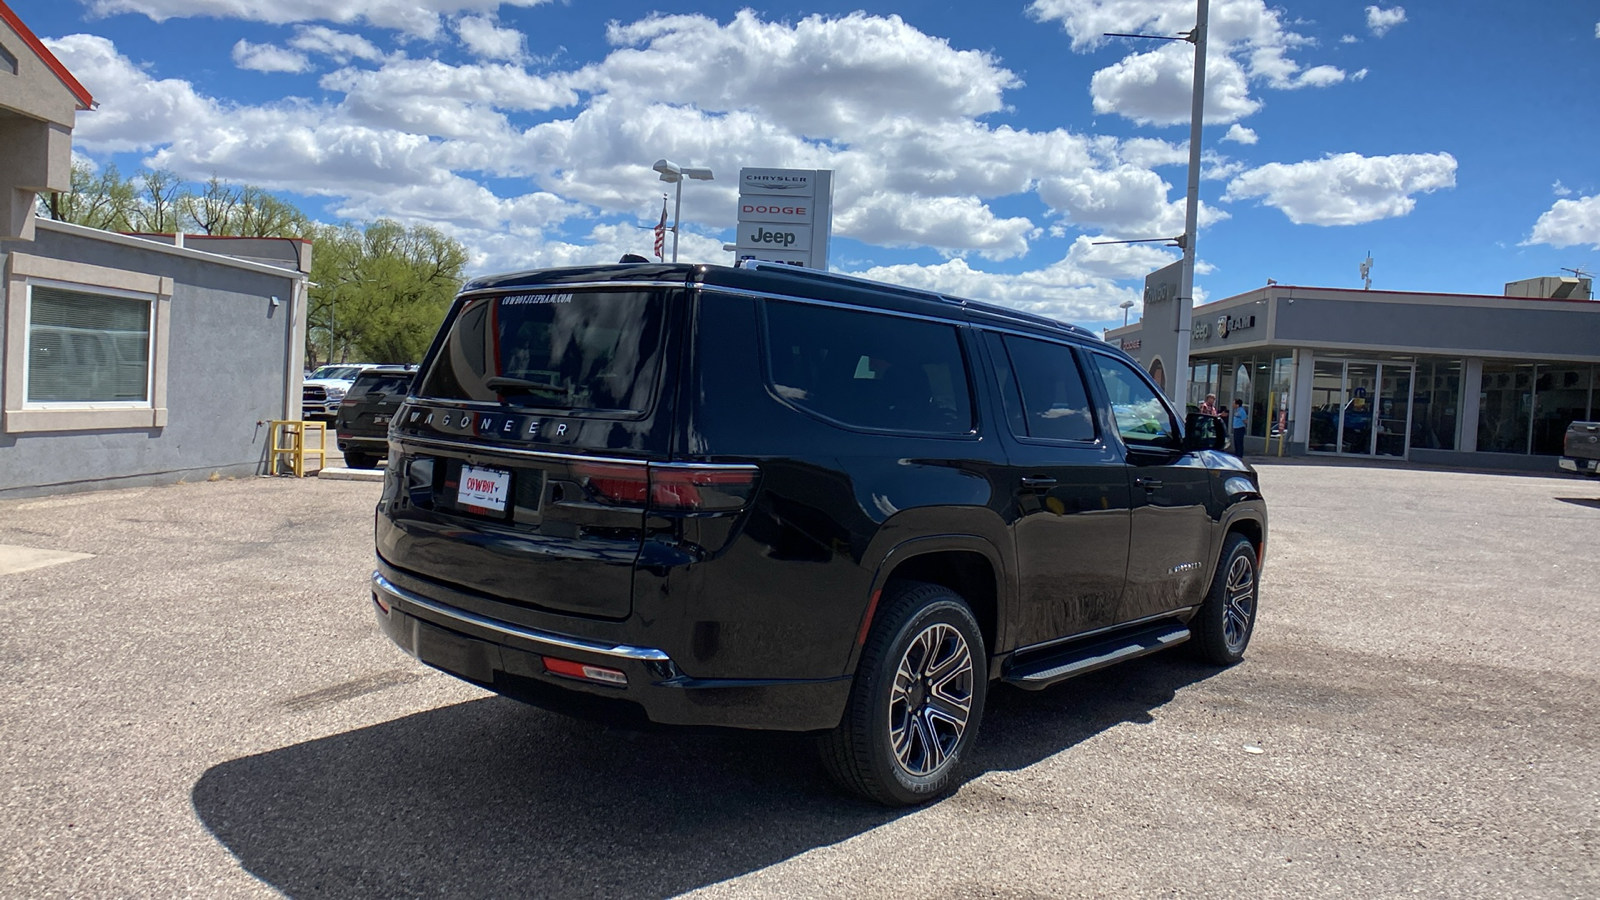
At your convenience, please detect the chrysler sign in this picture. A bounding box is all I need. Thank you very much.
[736,167,833,269]
[741,168,815,196]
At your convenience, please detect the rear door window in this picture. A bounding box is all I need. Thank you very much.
[417,290,667,414]
[987,333,1097,442]
[763,299,973,434]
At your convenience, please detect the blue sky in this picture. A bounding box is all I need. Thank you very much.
[13,0,1600,330]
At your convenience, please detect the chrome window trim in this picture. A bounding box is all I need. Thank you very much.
[394,433,763,472]
[373,572,673,662]
[395,434,649,466]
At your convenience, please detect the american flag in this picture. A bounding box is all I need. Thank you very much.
[653,194,668,260]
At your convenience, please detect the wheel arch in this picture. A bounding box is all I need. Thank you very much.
[848,536,1007,680]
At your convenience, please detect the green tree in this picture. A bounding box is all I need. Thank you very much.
[129,168,184,234]
[308,219,467,365]
[49,161,138,231]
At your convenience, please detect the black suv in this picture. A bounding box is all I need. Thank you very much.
[371,262,1265,806]
[335,367,416,469]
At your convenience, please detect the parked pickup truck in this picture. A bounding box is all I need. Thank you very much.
[1560,421,1600,476]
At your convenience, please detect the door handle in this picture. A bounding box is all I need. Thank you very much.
[1135,477,1164,491]
[1020,476,1057,489]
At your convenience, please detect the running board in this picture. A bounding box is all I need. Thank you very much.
[1002,623,1191,690]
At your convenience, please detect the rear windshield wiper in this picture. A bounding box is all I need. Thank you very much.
[485,376,573,405]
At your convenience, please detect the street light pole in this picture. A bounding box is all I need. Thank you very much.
[1175,0,1209,405]
[652,159,714,264]
[670,177,683,262]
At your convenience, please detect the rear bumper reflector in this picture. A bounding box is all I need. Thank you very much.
[543,656,628,687]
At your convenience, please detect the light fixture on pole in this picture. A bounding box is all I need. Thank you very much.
[1119,299,1135,326]
[652,159,714,263]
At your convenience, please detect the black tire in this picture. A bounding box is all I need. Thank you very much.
[344,452,377,469]
[820,581,986,806]
[1190,532,1259,666]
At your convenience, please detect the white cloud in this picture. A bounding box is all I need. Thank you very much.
[84,0,552,39]
[848,256,1145,324]
[230,39,310,74]
[1340,34,1359,44]
[1090,43,1261,125]
[1365,6,1407,37]
[832,193,1038,260]
[1525,195,1600,249]
[1553,180,1572,197]
[288,25,384,63]
[583,11,1020,140]
[1033,0,1355,125]
[49,12,1238,317]
[456,15,525,61]
[1594,21,1599,38]
[1222,124,1258,144]
[1222,151,1457,225]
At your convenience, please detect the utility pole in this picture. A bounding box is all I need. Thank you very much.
[1174,0,1208,407]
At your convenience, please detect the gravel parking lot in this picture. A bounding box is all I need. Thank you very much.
[1,462,1596,898]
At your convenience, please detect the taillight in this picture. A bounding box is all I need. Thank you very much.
[570,462,759,512]
[648,465,759,511]
[575,463,651,505]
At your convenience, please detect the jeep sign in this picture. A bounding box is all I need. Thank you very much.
[736,167,833,270]
[743,226,811,251]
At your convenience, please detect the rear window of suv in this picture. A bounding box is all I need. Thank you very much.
[763,299,973,434]
[417,290,666,413]
[347,371,414,400]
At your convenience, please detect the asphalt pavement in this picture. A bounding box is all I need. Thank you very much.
[0,462,1595,898]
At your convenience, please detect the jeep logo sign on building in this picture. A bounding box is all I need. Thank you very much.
[736,167,833,269]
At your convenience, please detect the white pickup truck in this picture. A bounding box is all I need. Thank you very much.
[301,364,373,419]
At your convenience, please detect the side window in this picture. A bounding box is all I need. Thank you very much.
[1094,354,1178,447]
[764,300,973,434]
[993,334,1096,442]
[981,332,1028,436]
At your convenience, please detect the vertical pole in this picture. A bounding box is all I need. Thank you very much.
[671,179,683,263]
[1175,0,1208,408]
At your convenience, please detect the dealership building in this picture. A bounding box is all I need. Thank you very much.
[1104,277,1600,471]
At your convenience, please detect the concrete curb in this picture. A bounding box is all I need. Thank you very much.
[316,467,385,482]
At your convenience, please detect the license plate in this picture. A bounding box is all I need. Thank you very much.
[373,415,390,426]
[457,464,511,513]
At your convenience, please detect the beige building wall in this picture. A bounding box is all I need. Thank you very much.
[0,13,82,240]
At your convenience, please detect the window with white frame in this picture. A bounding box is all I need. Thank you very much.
[4,252,172,433]
[26,284,154,405]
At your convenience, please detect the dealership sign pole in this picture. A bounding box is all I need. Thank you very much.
[735,168,834,269]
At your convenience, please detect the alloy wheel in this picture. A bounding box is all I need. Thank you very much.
[1223,553,1256,655]
[887,623,974,777]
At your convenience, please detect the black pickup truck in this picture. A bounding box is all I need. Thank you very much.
[1560,421,1600,476]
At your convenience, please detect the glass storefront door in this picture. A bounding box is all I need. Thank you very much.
[1308,359,1415,458]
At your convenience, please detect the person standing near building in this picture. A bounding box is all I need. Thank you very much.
[1231,398,1248,457]
[1199,393,1221,418]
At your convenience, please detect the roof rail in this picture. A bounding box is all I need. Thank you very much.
[738,259,951,306]
[737,260,1094,337]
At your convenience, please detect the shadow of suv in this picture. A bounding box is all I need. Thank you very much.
[370,261,1267,806]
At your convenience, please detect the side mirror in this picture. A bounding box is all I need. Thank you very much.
[1183,411,1229,452]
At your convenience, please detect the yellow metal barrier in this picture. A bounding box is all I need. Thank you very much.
[269,420,327,477]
